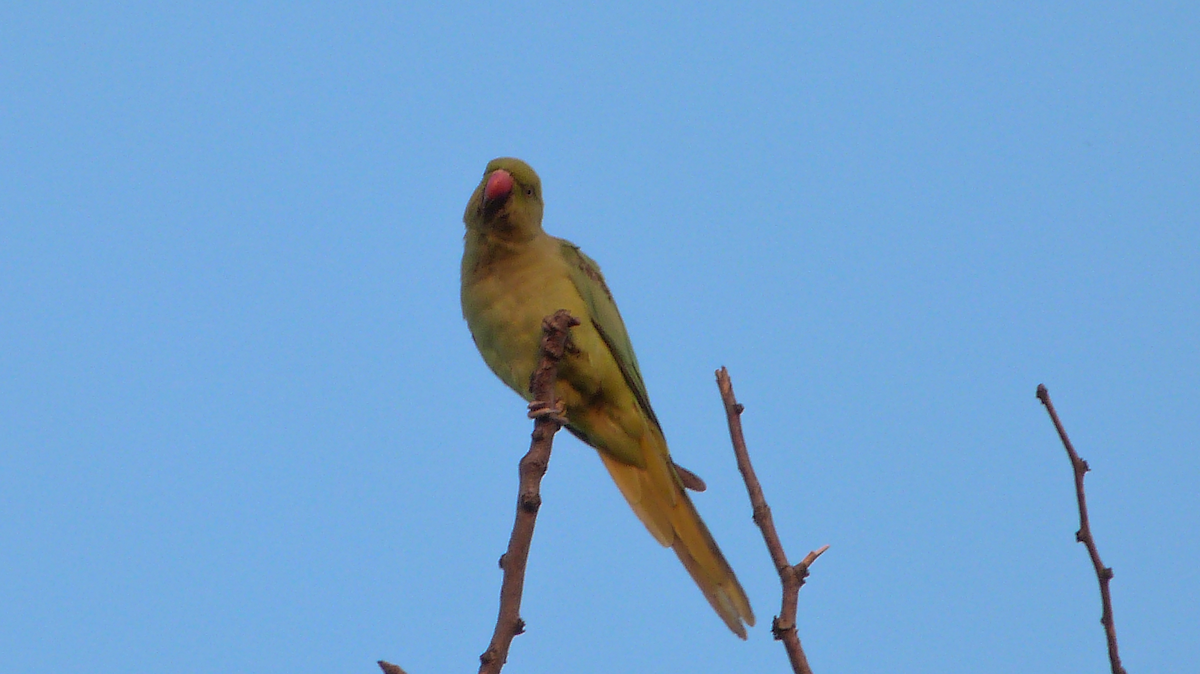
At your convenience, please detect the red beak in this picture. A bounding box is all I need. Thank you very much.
[484,169,514,204]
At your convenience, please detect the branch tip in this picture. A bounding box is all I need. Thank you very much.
[1037,384,1125,674]
[377,661,408,674]
[718,366,820,674]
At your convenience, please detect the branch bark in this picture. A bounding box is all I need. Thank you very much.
[1036,384,1126,674]
[717,367,828,674]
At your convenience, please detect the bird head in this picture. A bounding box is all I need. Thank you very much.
[464,157,544,241]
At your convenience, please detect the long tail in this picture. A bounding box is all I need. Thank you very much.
[597,431,755,638]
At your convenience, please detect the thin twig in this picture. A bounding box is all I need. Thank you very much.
[377,310,577,674]
[1036,384,1126,674]
[717,367,828,674]
[477,310,579,674]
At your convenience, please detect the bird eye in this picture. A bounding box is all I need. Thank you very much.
[525,187,535,197]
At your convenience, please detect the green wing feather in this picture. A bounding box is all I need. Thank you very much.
[558,239,662,432]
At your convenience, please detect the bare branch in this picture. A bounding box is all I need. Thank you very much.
[477,310,579,674]
[377,310,577,674]
[717,367,828,674]
[1036,384,1126,674]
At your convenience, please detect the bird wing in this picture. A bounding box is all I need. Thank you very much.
[558,239,662,432]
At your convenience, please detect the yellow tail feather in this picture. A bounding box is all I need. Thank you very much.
[597,432,756,638]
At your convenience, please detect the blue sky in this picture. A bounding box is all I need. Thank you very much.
[2,2,1197,672]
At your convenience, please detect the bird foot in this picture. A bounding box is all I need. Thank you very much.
[527,400,569,426]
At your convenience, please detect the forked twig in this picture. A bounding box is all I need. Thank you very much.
[1036,384,1126,674]
[379,310,578,674]
[717,367,828,674]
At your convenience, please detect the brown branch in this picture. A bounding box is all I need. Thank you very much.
[1036,384,1126,674]
[477,310,579,674]
[377,310,578,674]
[717,367,828,674]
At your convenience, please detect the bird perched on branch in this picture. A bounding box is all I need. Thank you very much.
[460,157,755,637]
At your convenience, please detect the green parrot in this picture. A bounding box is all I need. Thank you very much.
[460,157,755,638]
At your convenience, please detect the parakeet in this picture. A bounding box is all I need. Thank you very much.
[460,157,755,637]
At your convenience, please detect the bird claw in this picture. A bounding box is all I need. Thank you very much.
[527,400,569,425]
